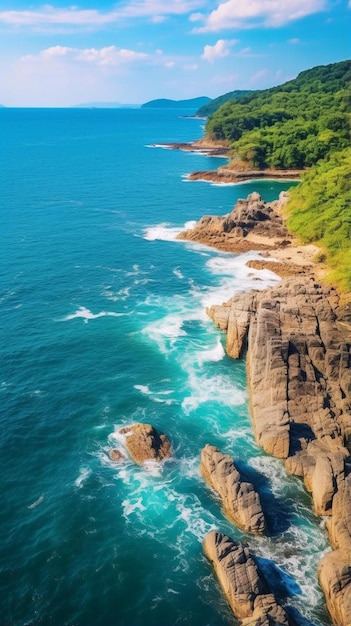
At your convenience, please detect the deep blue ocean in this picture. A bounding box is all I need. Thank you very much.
[1,108,331,626]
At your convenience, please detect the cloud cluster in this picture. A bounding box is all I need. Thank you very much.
[22,45,149,67]
[0,1,205,30]
[192,0,328,32]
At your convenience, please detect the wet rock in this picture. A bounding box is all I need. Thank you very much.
[108,449,125,462]
[201,445,266,535]
[203,531,292,625]
[119,423,172,465]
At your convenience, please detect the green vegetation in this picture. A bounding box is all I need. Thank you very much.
[286,148,351,292]
[196,90,254,117]
[205,61,350,169]
[202,60,351,292]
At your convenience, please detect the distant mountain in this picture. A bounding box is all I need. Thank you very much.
[73,102,140,109]
[141,97,211,111]
[196,90,255,117]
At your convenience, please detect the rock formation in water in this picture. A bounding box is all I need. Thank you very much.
[203,531,293,625]
[206,270,351,625]
[119,423,172,465]
[177,191,291,254]
[179,192,351,625]
[201,444,266,535]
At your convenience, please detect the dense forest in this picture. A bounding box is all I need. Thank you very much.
[202,60,351,291]
[203,60,350,169]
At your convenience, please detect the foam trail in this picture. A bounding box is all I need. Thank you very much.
[58,306,127,323]
[74,467,91,489]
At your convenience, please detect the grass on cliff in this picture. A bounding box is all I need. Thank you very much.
[286,148,351,292]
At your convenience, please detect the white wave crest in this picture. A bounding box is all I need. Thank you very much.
[58,306,127,323]
[143,221,196,242]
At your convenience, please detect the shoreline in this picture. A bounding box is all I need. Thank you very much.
[177,191,351,626]
[155,138,304,183]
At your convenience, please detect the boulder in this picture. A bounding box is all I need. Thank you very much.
[119,423,172,465]
[108,449,125,462]
[201,445,266,535]
[203,531,292,625]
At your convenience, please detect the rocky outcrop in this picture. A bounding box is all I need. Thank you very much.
[203,531,293,625]
[188,167,302,184]
[119,423,172,465]
[206,275,351,625]
[201,445,266,535]
[177,192,291,254]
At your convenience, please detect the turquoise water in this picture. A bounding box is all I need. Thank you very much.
[1,108,330,626]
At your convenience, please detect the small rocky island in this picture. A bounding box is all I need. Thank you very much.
[179,192,351,626]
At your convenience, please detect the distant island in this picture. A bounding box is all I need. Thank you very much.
[141,96,211,111]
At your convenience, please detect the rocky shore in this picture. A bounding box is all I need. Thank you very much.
[156,138,303,182]
[178,192,351,625]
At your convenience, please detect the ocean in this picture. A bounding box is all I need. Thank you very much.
[1,108,331,626]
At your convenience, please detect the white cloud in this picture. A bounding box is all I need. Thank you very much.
[0,1,205,30]
[21,45,149,67]
[193,0,327,32]
[202,38,238,62]
[288,38,300,44]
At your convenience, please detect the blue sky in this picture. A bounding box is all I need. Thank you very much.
[0,0,350,106]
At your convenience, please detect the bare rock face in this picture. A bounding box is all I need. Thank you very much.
[201,445,266,535]
[176,193,291,253]
[203,531,292,625]
[119,423,172,465]
[319,549,351,626]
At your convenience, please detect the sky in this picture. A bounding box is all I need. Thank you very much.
[0,0,350,106]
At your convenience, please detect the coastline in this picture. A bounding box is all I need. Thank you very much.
[177,190,351,625]
[156,138,303,183]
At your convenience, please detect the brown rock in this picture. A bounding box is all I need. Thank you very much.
[201,445,266,535]
[108,449,125,462]
[119,423,172,465]
[319,549,351,626]
[203,531,292,625]
[177,193,291,253]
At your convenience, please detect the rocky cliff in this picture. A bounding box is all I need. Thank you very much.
[180,192,351,625]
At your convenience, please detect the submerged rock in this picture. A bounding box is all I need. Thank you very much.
[201,444,266,535]
[119,423,172,465]
[108,449,125,462]
[203,531,292,625]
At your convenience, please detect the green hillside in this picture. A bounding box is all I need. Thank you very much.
[196,90,254,117]
[205,60,350,170]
